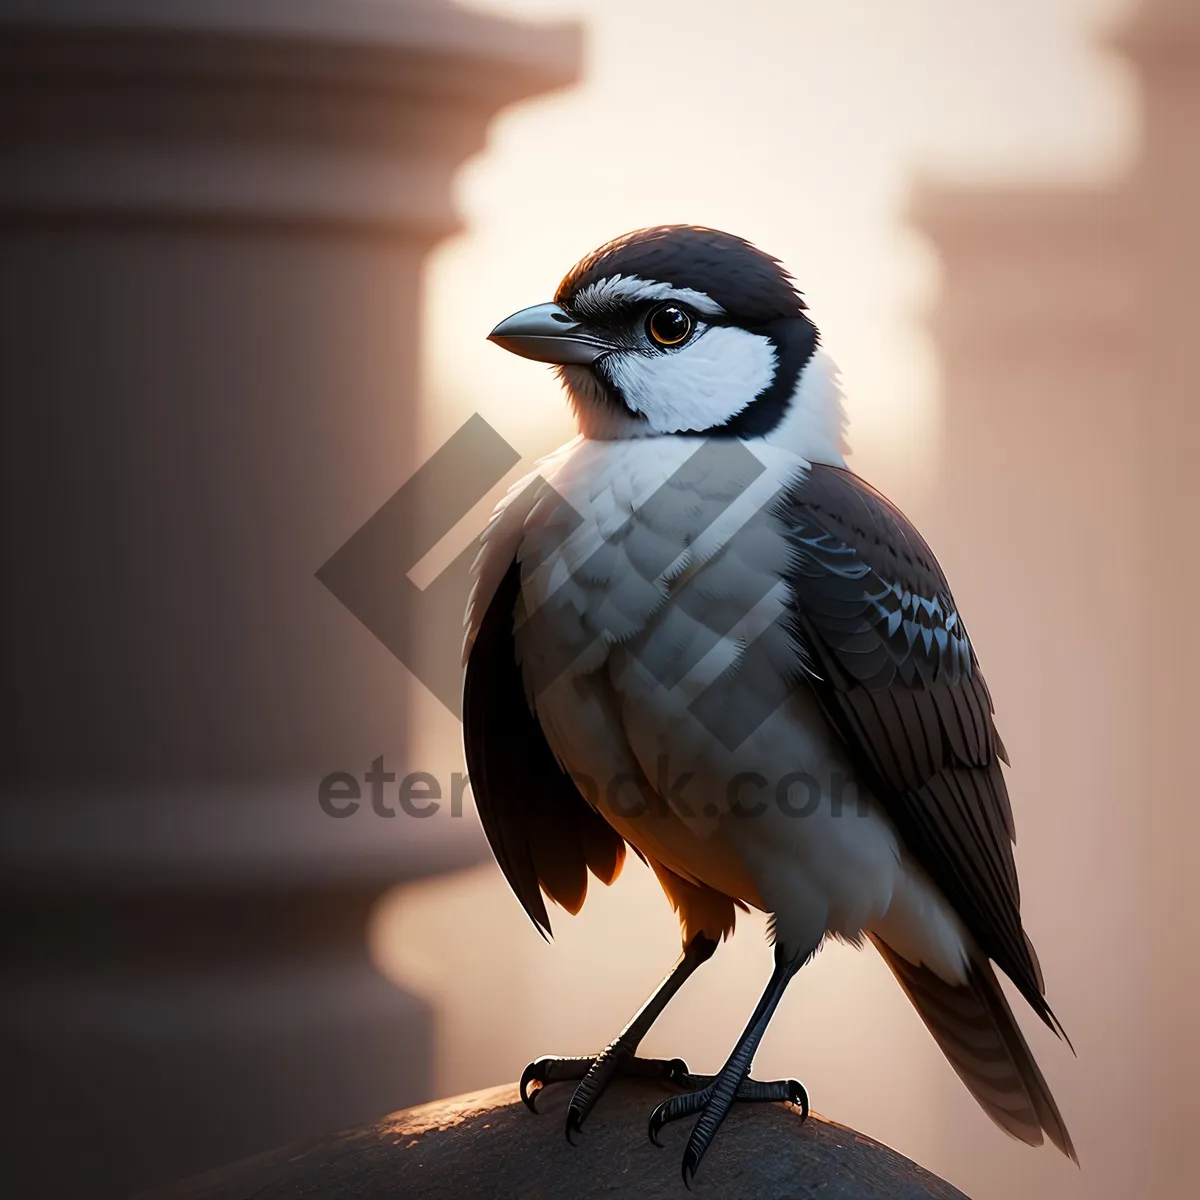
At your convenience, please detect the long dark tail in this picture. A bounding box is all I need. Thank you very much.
[871,935,1077,1163]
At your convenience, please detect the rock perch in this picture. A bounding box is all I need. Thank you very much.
[143,1076,970,1199]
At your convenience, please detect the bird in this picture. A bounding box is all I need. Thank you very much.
[463,224,1075,1184]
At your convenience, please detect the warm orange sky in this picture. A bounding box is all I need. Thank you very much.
[422,0,1133,502]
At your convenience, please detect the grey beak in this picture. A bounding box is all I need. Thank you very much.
[487,302,609,365]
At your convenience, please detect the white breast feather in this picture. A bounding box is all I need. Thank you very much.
[467,430,968,979]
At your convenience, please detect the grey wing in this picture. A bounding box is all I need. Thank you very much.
[778,464,1060,1035]
[463,558,627,938]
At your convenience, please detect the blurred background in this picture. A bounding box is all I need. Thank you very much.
[0,0,1194,1197]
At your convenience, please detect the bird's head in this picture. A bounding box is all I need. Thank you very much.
[488,225,835,446]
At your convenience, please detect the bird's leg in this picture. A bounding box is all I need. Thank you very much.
[520,932,718,1139]
[647,943,811,1187]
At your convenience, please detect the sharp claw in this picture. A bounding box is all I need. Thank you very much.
[788,1079,810,1120]
[519,1058,548,1113]
[648,1100,669,1148]
[666,1057,690,1084]
[564,1105,582,1145]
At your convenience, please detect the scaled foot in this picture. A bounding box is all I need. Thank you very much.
[648,1073,809,1186]
[520,1048,690,1140]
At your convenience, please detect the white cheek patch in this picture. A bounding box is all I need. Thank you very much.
[573,275,726,319]
[601,326,778,434]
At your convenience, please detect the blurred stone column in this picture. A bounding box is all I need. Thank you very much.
[911,1,1200,1187]
[908,186,1147,1191]
[1116,1,1200,1190]
[0,2,579,1197]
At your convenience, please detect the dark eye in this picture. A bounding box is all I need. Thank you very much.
[646,303,693,348]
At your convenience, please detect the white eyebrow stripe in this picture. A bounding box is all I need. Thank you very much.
[571,274,726,318]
